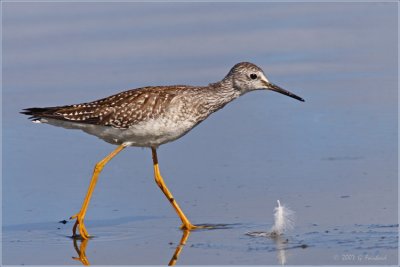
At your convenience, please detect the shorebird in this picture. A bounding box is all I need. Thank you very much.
[22,62,304,239]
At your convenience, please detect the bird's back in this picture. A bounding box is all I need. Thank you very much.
[22,85,234,147]
[23,86,189,127]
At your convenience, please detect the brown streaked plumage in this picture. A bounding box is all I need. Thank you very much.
[23,87,178,127]
[21,62,304,240]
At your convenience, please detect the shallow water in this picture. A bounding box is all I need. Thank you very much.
[3,218,398,265]
[2,2,398,265]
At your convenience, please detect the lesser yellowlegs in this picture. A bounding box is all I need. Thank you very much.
[21,62,304,239]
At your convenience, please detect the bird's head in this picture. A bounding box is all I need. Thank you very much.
[225,62,304,102]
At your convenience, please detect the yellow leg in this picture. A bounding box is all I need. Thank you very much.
[70,144,126,239]
[151,148,196,230]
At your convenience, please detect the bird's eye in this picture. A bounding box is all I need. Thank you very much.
[250,73,258,80]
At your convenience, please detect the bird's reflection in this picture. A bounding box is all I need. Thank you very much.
[70,229,191,266]
[168,229,191,265]
[72,238,90,265]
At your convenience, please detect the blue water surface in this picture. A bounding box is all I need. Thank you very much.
[2,2,398,265]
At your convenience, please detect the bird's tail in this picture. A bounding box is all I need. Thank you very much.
[20,107,62,121]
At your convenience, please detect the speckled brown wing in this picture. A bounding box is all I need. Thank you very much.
[21,86,180,129]
[97,87,179,128]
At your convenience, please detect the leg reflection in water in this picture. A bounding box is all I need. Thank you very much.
[168,230,191,266]
[72,238,90,265]
[70,229,192,266]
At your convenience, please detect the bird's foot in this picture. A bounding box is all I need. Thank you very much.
[180,222,197,231]
[70,212,90,239]
[180,223,228,230]
[180,223,215,230]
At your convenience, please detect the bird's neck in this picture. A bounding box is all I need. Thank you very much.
[198,79,241,116]
[208,79,240,99]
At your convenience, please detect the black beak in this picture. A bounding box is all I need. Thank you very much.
[264,81,305,102]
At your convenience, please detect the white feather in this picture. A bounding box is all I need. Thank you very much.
[270,200,294,235]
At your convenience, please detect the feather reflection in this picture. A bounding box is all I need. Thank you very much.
[273,234,289,265]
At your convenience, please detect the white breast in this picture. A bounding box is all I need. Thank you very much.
[42,115,197,147]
